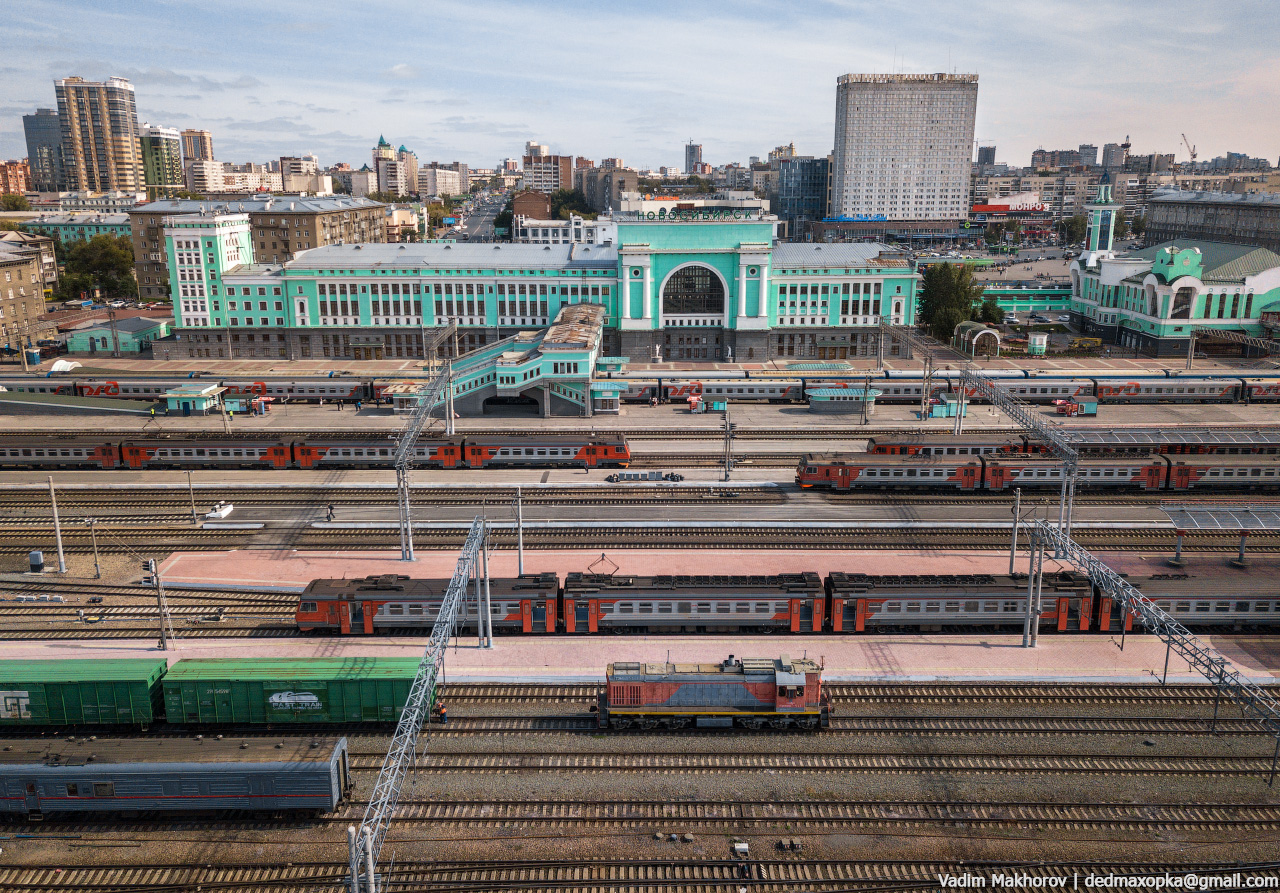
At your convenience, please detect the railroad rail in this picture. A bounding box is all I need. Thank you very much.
[4,858,1278,893]
[336,750,1280,776]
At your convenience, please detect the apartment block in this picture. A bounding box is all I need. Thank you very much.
[129,196,387,301]
[55,76,145,193]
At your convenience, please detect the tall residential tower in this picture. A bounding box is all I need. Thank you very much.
[830,73,978,221]
[23,108,63,192]
[54,76,145,193]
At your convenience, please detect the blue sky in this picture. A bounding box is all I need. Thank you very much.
[3,0,1277,172]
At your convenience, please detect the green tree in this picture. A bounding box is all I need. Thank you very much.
[1062,214,1087,244]
[977,298,1003,325]
[1113,209,1128,238]
[0,218,23,231]
[54,234,136,302]
[366,191,407,204]
[170,190,205,200]
[1,194,31,212]
[1130,214,1146,238]
[917,262,987,340]
[1004,220,1022,243]
[983,221,1006,246]
[492,199,514,238]
[548,188,596,220]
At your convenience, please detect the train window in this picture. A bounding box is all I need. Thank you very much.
[1195,602,1210,612]
[657,604,672,614]
[299,601,317,613]
[618,604,633,614]
[1003,602,1018,612]
[93,783,115,797]
[964,601,979,612]
[389,605,404,615]
[1175,602,1190,612]
[905,602,920,613]
[678,602,691,613]
[639,603,653,614]
[716,603,730,613]
[1214,602,1230,612]
[537,450,547,456]
[1235,602,1250,612]
[698,602,712,613]
[736,603,750,613]
[599,603,613,614]
[925,603,940,613]
[755,603,770,613]
[1257,603,1270,613]
[945,602,960,613]
[409,604,423,615]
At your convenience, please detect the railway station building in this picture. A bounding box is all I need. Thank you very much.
[1069,179,1280,357]
[162,210,921,366]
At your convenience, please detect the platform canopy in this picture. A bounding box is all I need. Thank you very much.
[786,363,853,371]
[1072,428,1280,448]
[1159,502,1280,532]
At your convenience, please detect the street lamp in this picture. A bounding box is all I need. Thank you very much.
[84,518,101,580]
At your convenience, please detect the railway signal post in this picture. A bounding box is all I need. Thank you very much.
[47,476,66,574]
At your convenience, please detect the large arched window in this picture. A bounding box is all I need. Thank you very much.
[662,265,725,316]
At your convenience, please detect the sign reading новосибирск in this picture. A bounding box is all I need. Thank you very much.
[638,208,756,221]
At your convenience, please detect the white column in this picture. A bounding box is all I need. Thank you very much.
[642,264,652,320]
[736,263,748,324]
[758,264,770,319]
[620,266,631,320]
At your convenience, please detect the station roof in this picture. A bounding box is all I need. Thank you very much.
[787,363,852,371]
[590,381,631,392]
[292,241,617,271]
[771,243,906,267]
[1160,503,1280,532]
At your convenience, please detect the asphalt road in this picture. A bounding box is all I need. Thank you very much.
[458,192,506,242]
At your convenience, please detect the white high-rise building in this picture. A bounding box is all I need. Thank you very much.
[831,72,978,221]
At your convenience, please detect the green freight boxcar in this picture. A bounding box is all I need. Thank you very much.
[0,659,168,727]
[162,658,421,725]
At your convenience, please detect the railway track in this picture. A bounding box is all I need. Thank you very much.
[337,750,1280,776]
[5,859,1277,893]
[4,524,1270,555]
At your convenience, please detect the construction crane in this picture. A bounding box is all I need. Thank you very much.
[1181,133,1197,164]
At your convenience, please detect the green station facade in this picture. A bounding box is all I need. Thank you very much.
[164,210,921,368]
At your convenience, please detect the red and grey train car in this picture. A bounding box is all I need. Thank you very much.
[0,436,629,470]
[796,452,1280,492]
[296,571,1280,636]
[562,572,826,634]
[827,572,1093,633]
[598,655,830,730]
[867,432,1280,458]
[296,573,561,635]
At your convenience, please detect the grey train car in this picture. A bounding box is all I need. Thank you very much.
[0,736,350,817]
[562,573,827,633]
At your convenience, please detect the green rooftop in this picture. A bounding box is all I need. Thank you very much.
[1135,240,1280,283]
[0,659,167,683]
[163,658,422,680]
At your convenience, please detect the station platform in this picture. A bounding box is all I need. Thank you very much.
[7,633,1278,685]
[157,546,1279,590]
[5,398,1280,433]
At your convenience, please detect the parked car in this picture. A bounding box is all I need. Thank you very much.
[1057,315,1071,322]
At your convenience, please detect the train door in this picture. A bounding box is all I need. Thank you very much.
[545,596,557,633]
[830,596,844,632]
[1078,595,1092,631]
[587,600,600,633]
[835,466,853,490]
[1057,597,1071,632]
[522,600,534,633]
[855,599,867,632]
[811,596,825,632]
[563,598,576,633]
[790,599,803,633]
[1168,464,1196,490]
[24,780,39,813]
[338,601,352,635]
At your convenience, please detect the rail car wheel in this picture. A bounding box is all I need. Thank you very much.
[667,717,690,730]
[769,718,791,730]
[795,718,818,731]
[638,718,659,730]
[609,717,633,729]
[740,718,765,730]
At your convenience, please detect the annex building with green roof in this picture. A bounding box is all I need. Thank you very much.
[1067,179,1280,356]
